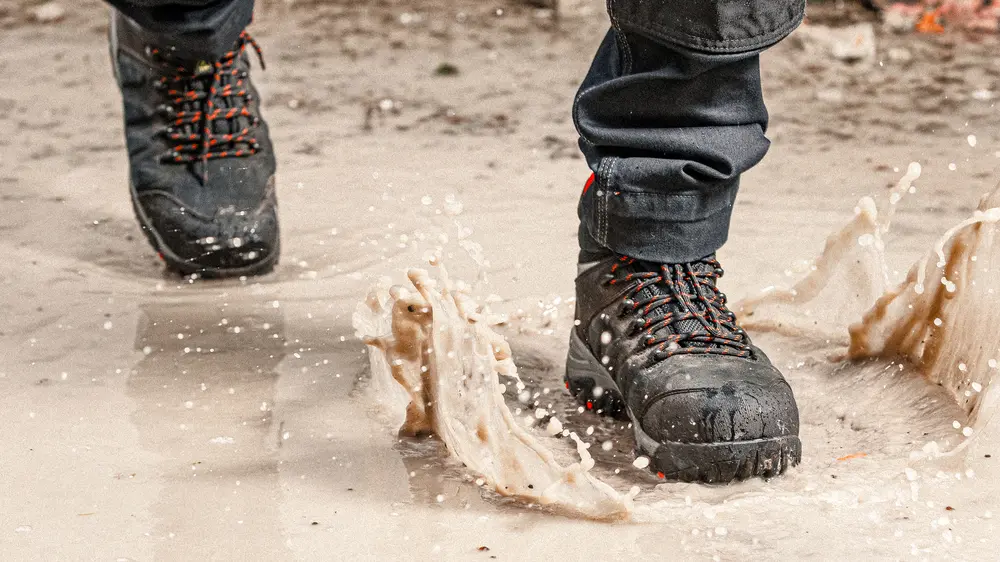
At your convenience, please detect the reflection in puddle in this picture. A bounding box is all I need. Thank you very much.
[128,299,290,558]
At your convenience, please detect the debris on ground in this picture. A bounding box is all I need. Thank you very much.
[881,1,1000,34]
[790,23,877,65]
[30,1,64,23]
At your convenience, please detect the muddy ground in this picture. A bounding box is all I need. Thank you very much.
[2,0,1000,560]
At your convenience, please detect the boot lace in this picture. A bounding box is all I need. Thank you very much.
[149,31,265,179]
[608,256,752,360]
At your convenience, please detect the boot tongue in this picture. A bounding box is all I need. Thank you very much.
[632,258,718,348]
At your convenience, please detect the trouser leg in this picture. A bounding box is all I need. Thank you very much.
[106,0,254,60]
[575,0,805,263]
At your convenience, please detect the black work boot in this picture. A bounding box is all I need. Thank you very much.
[566,254,801,483]
[110,12,279,277]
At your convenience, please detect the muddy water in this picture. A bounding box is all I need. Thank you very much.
[6,5,1000,559]
[353,165,1000,551]
[5,141,1000,560]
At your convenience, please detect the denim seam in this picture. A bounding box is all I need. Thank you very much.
[606,0,633,74]
[608,201,736,235]
[617,9,803,54]
[604,185,737,224]
[605,157,620,244]
[597,157,606,246]
[592,158,604,246]
[610,191,723,198]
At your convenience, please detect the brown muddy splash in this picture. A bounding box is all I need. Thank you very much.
[353,265,637,521]
[742,161,1000,434]
[356,162,1000,520]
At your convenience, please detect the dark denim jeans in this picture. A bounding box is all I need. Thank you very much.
[105,0,254,61]
[576,0,805,263]
[109,0,805,264]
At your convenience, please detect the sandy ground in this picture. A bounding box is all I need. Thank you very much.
[3,0,1000,560]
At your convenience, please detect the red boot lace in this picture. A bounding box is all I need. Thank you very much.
[608,256,752,360]
[150,31,265,178]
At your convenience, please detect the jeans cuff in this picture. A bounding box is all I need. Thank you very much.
[109,0,253,61]
[578,158,738,263]
[610,0,805,54]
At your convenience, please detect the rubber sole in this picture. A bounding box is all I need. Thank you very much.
[129,180,279,279]
[564,330,802,483]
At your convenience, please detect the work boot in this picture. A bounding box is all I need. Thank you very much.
[109,12,278,277]
[566,254,801,483]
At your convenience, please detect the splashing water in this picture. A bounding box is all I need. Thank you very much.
[356,162,1000,522]
[741,162,1000,456]
[353,265,638,520]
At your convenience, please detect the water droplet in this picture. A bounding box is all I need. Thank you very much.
[545,417,562,435]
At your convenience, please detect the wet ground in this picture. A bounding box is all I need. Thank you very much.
[3,0,1000,559]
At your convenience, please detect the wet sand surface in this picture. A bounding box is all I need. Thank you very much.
[3,1,1000,559]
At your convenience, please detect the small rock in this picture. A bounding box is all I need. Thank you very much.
[971,89,994,101]
[816,88,845,103]
[32,2,65,23]
[887,47,912,64]
[792,23,877,65]
[883,10,917,34]
[556,0,597,18]
[434,62,459,77]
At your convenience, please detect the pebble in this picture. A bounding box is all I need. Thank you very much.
[32,2,65,23]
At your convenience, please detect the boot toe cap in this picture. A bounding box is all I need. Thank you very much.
[638,366,799,445]
[136,190,279,276]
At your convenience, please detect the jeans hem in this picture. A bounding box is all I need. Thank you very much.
[613,0,805,54]
[579,179,738,264]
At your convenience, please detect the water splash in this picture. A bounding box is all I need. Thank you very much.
[741,162,1000,454]
[353,265,637,520]
[355,163,1000,524]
